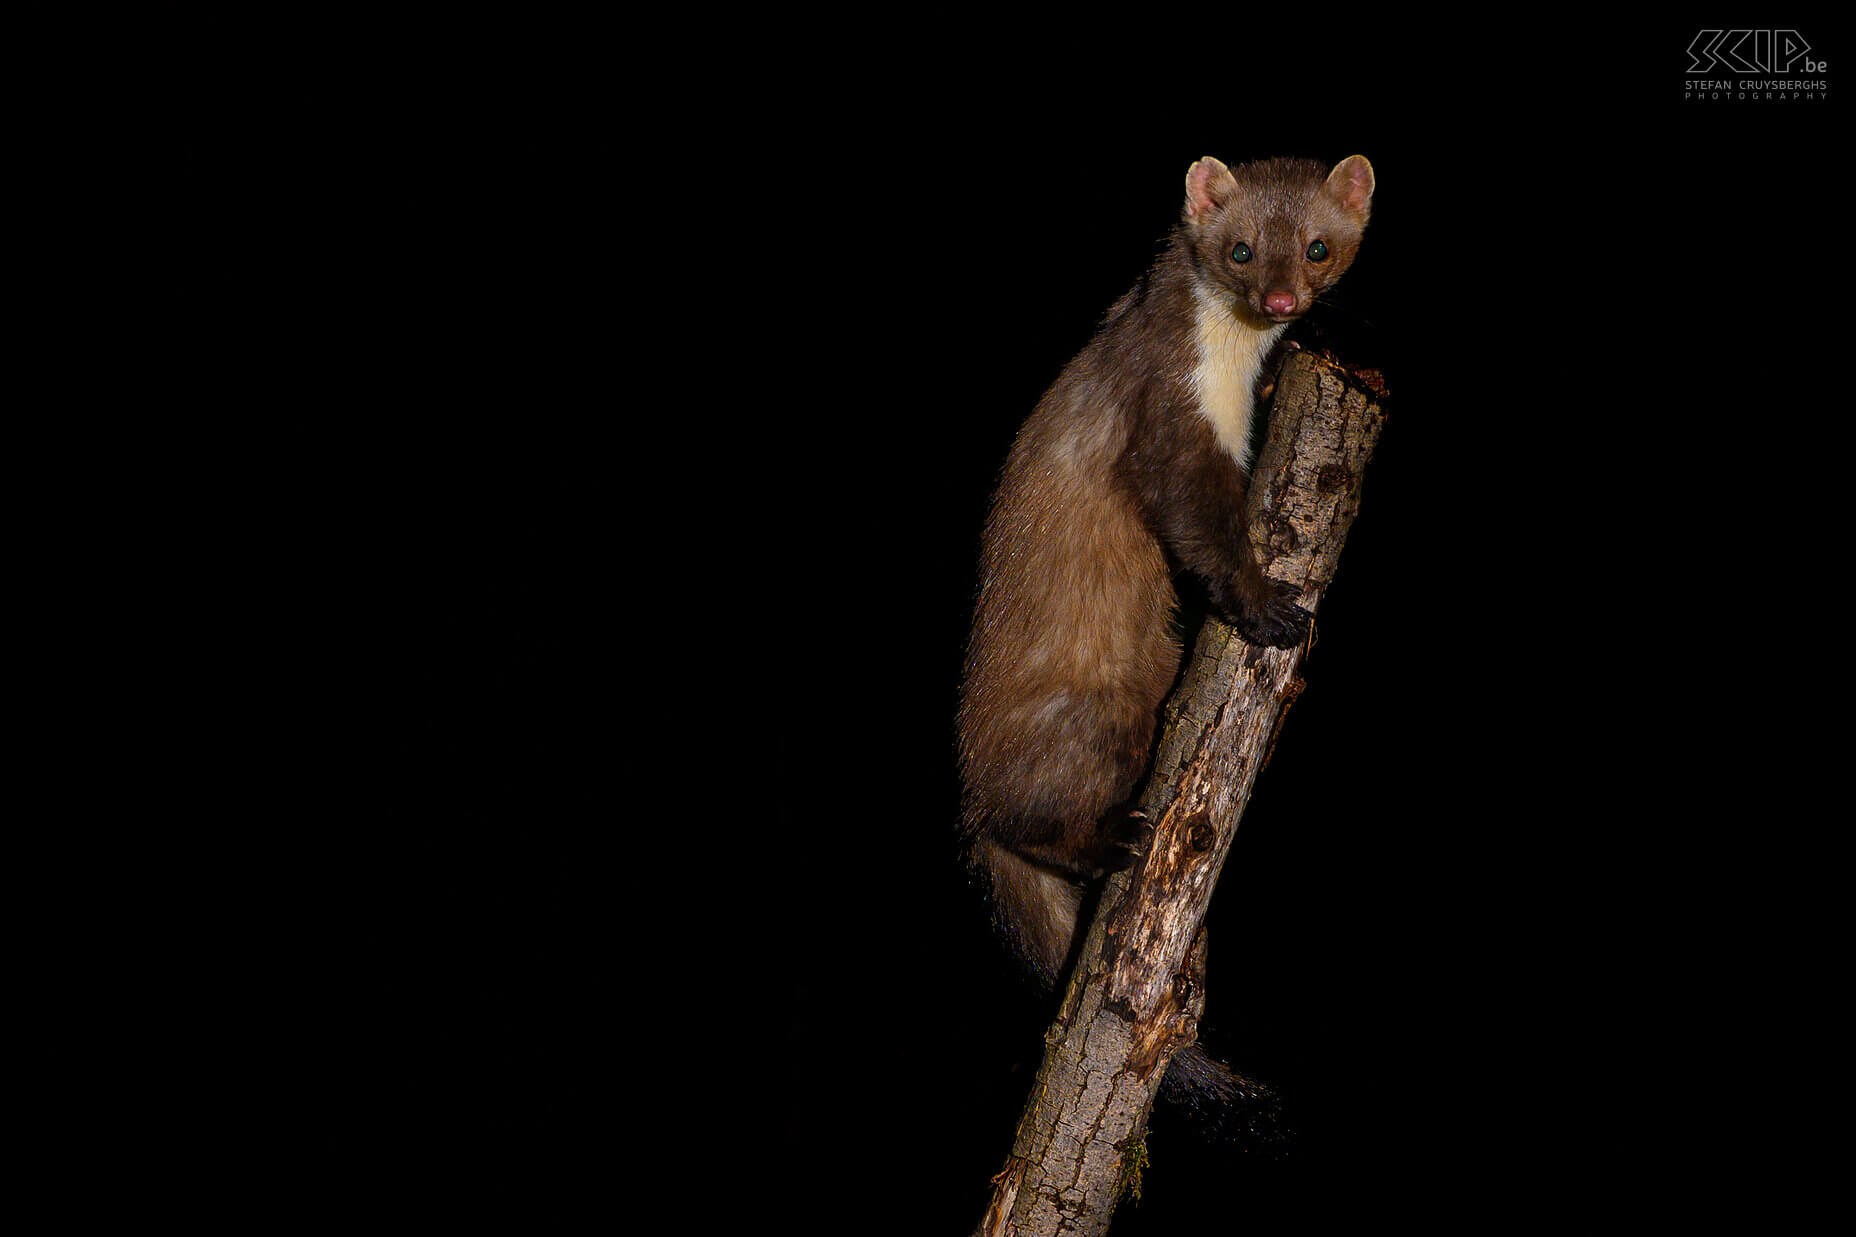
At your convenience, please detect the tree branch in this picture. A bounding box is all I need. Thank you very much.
[973,350,1389,1236]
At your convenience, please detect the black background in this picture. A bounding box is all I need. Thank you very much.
[299,25,1846,1230]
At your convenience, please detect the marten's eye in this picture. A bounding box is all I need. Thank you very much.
[1306,240,1330,262]
[1230,242,1253,264]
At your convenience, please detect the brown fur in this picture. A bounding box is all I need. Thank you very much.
[958,155,1374,985]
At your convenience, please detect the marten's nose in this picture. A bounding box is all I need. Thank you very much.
[1263,291,1298,316]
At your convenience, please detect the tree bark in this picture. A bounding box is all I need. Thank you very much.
[973,350,1388,1236]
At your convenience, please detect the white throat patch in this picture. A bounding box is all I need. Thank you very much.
[1189,283,1287,470]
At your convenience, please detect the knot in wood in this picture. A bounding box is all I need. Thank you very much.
[1187,816,1217,854]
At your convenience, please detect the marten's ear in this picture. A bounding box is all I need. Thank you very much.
[1184,157,1238,223]
[1326,155,1375,219]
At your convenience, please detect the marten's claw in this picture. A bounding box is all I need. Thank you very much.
[1215,575,1312,649]
[1233,595,1311,648]
[1103,809,1155,871]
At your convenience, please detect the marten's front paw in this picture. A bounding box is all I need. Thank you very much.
[1231,584,1312,649]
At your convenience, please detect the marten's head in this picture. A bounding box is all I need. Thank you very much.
[1181,155,1374,328]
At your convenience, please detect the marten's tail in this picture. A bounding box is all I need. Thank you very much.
[971,839,1286,1149]
[1159,1044,1288,1149]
